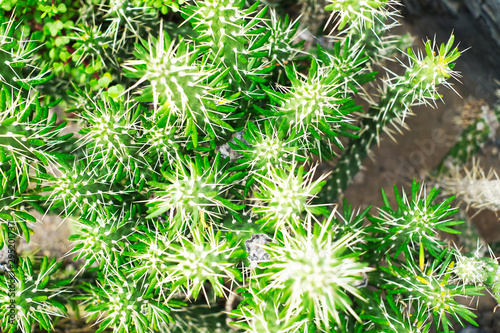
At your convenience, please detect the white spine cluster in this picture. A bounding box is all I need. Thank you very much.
[439,160,500,212]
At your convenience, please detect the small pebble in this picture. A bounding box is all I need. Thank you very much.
[245,233,274,262]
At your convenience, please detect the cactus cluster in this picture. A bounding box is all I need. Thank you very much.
[1,1,499,333]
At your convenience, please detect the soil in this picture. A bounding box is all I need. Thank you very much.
[341,6,500,333]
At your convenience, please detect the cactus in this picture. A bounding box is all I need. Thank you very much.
[0,1,498,333]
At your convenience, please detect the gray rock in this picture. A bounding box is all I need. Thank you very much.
[463,0,500,46]
[441,0,464,14]
[458,326,490,333]
[401,0,465,14]
[401,0,424,14]
[484,0,500,23]
[216,130,249,162]
[464,0,483,18]
[403,0,500,47]
[244,233,274,262]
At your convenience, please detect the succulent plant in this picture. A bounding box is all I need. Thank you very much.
[1,1,498,332]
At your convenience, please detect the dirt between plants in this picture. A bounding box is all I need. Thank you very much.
[338,8,500,333]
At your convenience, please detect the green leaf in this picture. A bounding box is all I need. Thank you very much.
[108,84,125,99]
[15,211,36,222]
[18,221,31,243]
[216,197,245,211]
[146,205,170,219]
[1,116,16,126]
[32,295,48,302]
[98,73,112,88]
[307,206,330,216]
[444,35,455,55]
[57,3,67,12]
[249,30,271,51]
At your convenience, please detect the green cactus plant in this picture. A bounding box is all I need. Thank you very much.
[0,1,498,333]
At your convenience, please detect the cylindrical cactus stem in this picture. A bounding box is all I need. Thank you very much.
[319,35,461,203]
